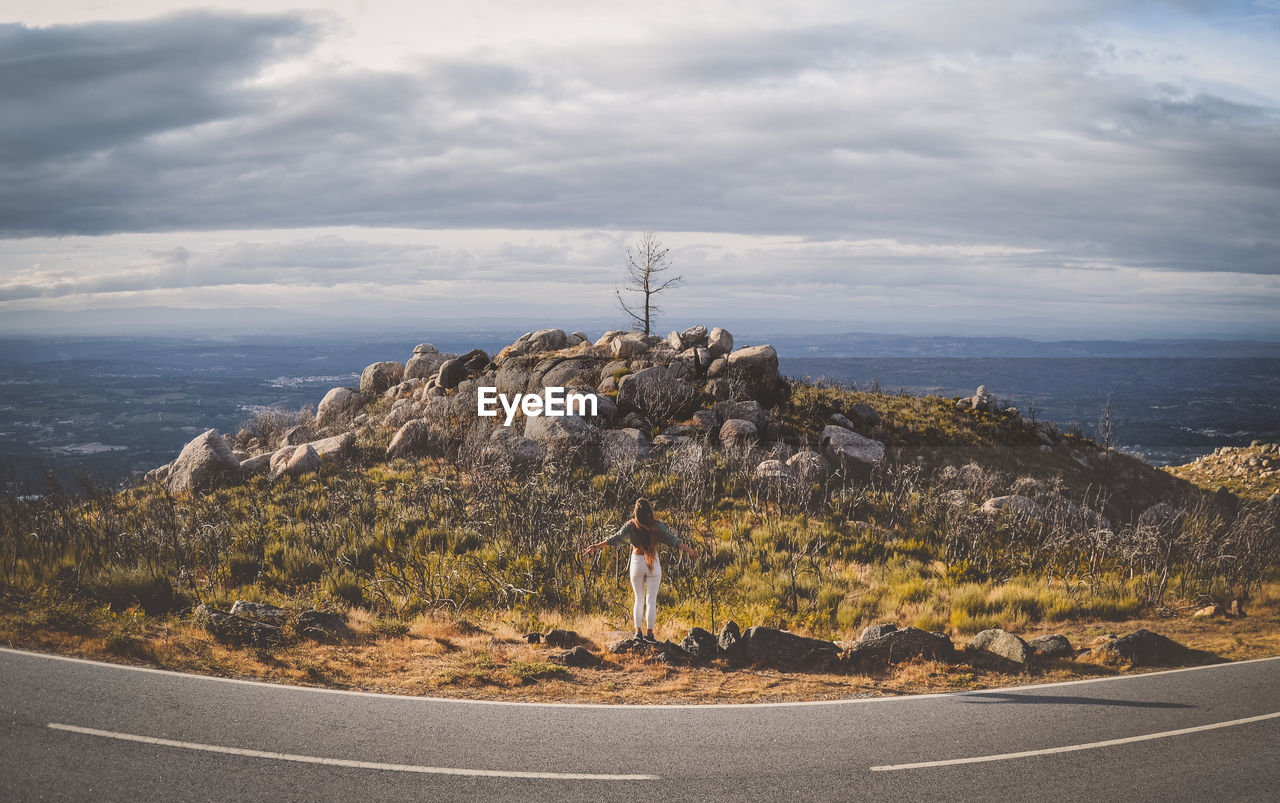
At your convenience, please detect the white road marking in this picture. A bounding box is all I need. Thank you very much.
[5,647,1278,710]
[47,723,657,781]
[870,710,1280,771]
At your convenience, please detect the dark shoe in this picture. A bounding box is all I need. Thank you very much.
[642,633,659,644]
[634,630,645,641]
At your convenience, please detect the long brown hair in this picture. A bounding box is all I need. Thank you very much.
[633,497,659,569]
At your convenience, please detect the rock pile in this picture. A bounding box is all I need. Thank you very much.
[147,324,888,493]
[1169,442,1280,500]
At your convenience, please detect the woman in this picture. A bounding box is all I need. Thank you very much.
[582,498,697,643]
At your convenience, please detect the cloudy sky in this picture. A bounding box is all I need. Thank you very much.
[2,1,1278,339]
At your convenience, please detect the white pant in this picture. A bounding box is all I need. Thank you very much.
[629,553,662,631]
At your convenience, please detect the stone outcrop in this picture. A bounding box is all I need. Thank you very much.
[719,419,758,449]
[848,626,954,665]
[195,604,286,648]
[269,444,321,480]
[726,345,780,400]
[550,646,601,667]
[969,628,1035,664]
[296,610,349,642]
[317,387,366,428]
[360,361,404,396]
[1090,629,1189,666]
[386,419,431,460]
[1028,634,1074,659]
[981,495,1044,520]
[229,600,289,627]
[167,429,242,494]
[735,625,841,671]
[819,426,885,474]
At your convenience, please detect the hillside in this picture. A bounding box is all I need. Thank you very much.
[1167,443,1280,502]
[2,325,1278,701]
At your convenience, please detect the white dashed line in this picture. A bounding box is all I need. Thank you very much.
[870,710,1280,771]
[48,723,658,781]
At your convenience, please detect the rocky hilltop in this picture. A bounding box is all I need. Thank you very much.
[145,324,1223,531]
[1168,442,1280,503]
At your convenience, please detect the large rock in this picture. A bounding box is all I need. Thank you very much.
[726,345,779,399]
[611,334,650,359]
[269,444,321,480]
[550,646,601,668]
[786,450,829,484]
[857,623,899,642]
[719,419,758,449]
[753,459,796,484]
[296,610,349,642]
[229,600,288,627]
[718,621,743,658]
[306,431,356,459]
[524,413,599,463]
[317,387,366,428]
[1092,629,1189,666]
[681,627,719,661]
[819,426,885,474]
[716,399,768,431]
[679,325,709,349]
[969,629,1035,664]
[848,627,954,665]
[195,604,286,648]
[167,429,242,494]
[981,495,1044,520]
[602,428,652,464]
[1029,634,1075,659]
[360,361,404,396]
[617,366,697,421]
[405,351,451,380]
[540,357,602,390]
[707,327,734,356]
[386,419,431,459]
[738,626,841,671]
[436,357,470,391]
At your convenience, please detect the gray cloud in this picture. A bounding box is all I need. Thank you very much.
[0,3,1276,295]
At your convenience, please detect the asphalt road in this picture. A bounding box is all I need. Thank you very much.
[2,647,1278,801]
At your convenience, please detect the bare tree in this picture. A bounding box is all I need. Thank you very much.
[616,232,681,336]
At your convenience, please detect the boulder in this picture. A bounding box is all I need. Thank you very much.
[981,495,1044,520]
[819,426,885,474]
[270,444,320,480]
[716,399,768,431]
[969,629,1035,664]
[617,366,697,420]
[753,459,796,484]
[543,629,580,647]
[612,334,649,359]
[726,345,779,400]
[405,351,450,380]
[718,621,742,657]
[524,413,598,463]
[707,327,734,356]
[550,646,601,668]
[316,387,366,428]
[305,431,356,460]
[848,403,881,428]
[386,419,431,460]
[360,361,404,396]
[719,419,758,449]
[1092,629,1189,666]
[830,412,859,431]
[239,452,273,476]
[786,450,829,484]
[857,623,898,642]
[413,343,439,355]
[296,610,349,642]
[144,463,171,484]
[526,328,568,352]
[280,424,312,448]
[737,626,841,671]
[167,429,242,494]
[680,325,709,348]
[1028,634,1075,659]
[195,604,286,648]
[666,331,683,351]
[229,600,289,627]
[969,385,997,412]
[603,428,653,464]
[540,357,602,390]
[681,627,719,660]
[848,627,953,666]
[436,357,470,391]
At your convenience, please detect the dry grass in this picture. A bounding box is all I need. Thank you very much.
[4,591,1280,704]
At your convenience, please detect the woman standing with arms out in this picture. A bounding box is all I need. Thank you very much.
[582,498,697,643]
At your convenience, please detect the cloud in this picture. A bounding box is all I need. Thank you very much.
[0,2,1276,337]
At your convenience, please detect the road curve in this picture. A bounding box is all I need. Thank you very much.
[3,647,1278,801]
